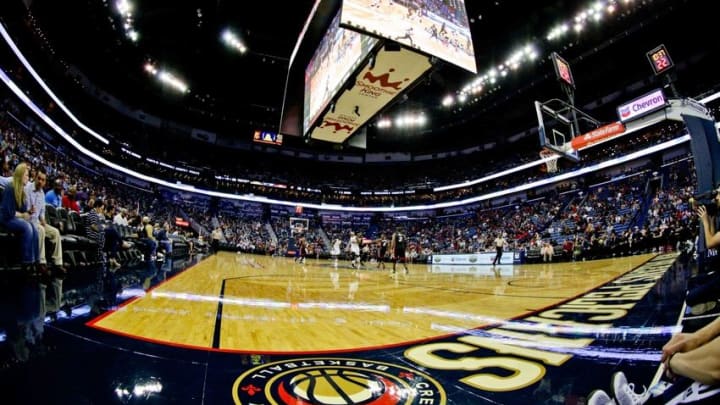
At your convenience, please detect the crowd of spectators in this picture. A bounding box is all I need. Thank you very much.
[1,95,703,272]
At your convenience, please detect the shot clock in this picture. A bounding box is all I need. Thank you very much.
[646,44,674,75]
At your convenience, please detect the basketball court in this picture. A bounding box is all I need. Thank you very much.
[25,250,686,404]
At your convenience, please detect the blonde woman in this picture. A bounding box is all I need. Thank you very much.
[0,163,39,270]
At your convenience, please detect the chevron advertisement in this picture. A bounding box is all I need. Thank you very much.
[617,89,666,122]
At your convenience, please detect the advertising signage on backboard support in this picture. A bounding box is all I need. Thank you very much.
[617,89,666,122]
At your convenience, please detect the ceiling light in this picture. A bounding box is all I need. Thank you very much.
[221,28,247,54]
[114,0,139,43]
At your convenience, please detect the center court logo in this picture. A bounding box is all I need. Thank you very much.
[232,357,446,405]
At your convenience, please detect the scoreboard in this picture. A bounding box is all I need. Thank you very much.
[253,130,283,146]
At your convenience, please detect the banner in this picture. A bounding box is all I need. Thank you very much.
[431,252,516,266]
[617,89,666,122]
[310,47,431,143]
[570,121,626,150]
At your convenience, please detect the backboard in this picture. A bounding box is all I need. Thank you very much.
[535,98,601,162]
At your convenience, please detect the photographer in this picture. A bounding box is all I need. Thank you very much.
[697,192,720,250]
[686,188,720,315]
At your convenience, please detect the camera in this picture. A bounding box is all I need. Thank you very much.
[694,189,718,200]
[690,189,719,216]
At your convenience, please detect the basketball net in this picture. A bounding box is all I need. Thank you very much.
[293,225,305,236]
[539,148,560,173]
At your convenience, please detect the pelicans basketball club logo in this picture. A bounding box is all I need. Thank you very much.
[232,357,446,405]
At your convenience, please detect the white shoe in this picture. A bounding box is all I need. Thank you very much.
[612,372,649,405]
[587,389,616,405]
[690,301,717,315]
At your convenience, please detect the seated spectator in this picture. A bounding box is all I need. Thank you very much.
[0,163,40,272]
[25,168,66,276]
[61,185,80,212]
[113,207,129,226]
[44,178,63,208]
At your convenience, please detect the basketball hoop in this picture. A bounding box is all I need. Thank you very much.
[539,148,560,173]
[290,217,309,236]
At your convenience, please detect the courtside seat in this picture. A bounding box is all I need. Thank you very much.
[56,207,70,234]
[73,251,90,268]
[127,249,143,266]
[48,206,81,247]
[118,249,132,266]
[113,224,126,239]
[120,248,142,266]
[525,248,541,263]
[65,212,96,248]
[46,204,63,233]
[170,235,189,257]
[123,225,138,239]
[63,250,78,269]
[115,224,139,242]
[69,211,87,236]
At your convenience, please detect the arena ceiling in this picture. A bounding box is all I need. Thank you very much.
[1,0,717,155]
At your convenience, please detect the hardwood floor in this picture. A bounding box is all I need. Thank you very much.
[90,252,657,353]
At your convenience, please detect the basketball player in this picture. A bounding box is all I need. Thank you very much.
[361,241,371,265]
[492,233,507,266]
[348,232,361,268]
[376,233,389,270]
[395,26,415,47]
[541,240,554,262]
[330,238,342,268]
[390,227,408,275]
[295,235,307,265]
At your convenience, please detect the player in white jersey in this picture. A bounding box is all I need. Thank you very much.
[330,238,342,268]
[349,232,361,268]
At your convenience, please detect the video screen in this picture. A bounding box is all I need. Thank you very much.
[303,10,378,135]
[340,0,476,73]
[253,130,283,146]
